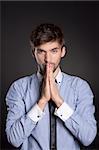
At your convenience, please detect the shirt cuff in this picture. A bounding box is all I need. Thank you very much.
[27,104,45,123]
[54,102,74,122]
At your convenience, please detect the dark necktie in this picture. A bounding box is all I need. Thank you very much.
[49,100,57,150]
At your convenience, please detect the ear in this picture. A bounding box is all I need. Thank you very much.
[31,49,35,58]
[61,45,67,58]
[30,40,35,57]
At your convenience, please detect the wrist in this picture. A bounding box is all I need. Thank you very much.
[38,97,48,111]
[54,96,63,108]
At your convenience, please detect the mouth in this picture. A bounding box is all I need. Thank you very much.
[39,62,60,76]
[39,63,55,74]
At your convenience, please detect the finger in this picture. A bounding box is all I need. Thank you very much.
[44,64,50,88]
[46,63,50,79]
[49,64,55,84]
[43,64,48,79]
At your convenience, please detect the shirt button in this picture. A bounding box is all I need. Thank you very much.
[37,115,40,118]
[60,114,62,117]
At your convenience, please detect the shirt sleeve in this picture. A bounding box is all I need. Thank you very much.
[62,78,97,146]
[27,104,45,123]
[5,79,45,148]
[54,102,74,121]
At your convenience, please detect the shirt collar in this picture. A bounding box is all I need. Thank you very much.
[37,71,43,83]
[37,68,63,85]
[55,69,63,84]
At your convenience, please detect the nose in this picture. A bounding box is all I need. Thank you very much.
[44,52,51,63]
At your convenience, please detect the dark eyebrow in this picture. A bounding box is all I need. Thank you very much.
[36,47,59,52]
[51,47,59,50]
[36,48,46,52]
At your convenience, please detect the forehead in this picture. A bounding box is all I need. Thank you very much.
[36,41,61,51]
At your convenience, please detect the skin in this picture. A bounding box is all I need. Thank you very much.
[32,41,66,111]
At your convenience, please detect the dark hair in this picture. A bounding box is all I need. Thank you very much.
[30,23,65,48]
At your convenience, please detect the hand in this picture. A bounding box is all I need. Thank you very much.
[49,64,63,107]
[38,63,63,111]
[41,63,51,102]
[38,64,51,111]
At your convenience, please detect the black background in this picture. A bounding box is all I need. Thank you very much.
[1,1,99,150]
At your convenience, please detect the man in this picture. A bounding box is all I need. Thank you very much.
[6,23,97,150]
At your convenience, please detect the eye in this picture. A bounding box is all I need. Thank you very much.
[51,49,58,53]
[37,49,44,54]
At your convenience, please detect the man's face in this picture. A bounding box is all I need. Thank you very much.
[33,41,66,75]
